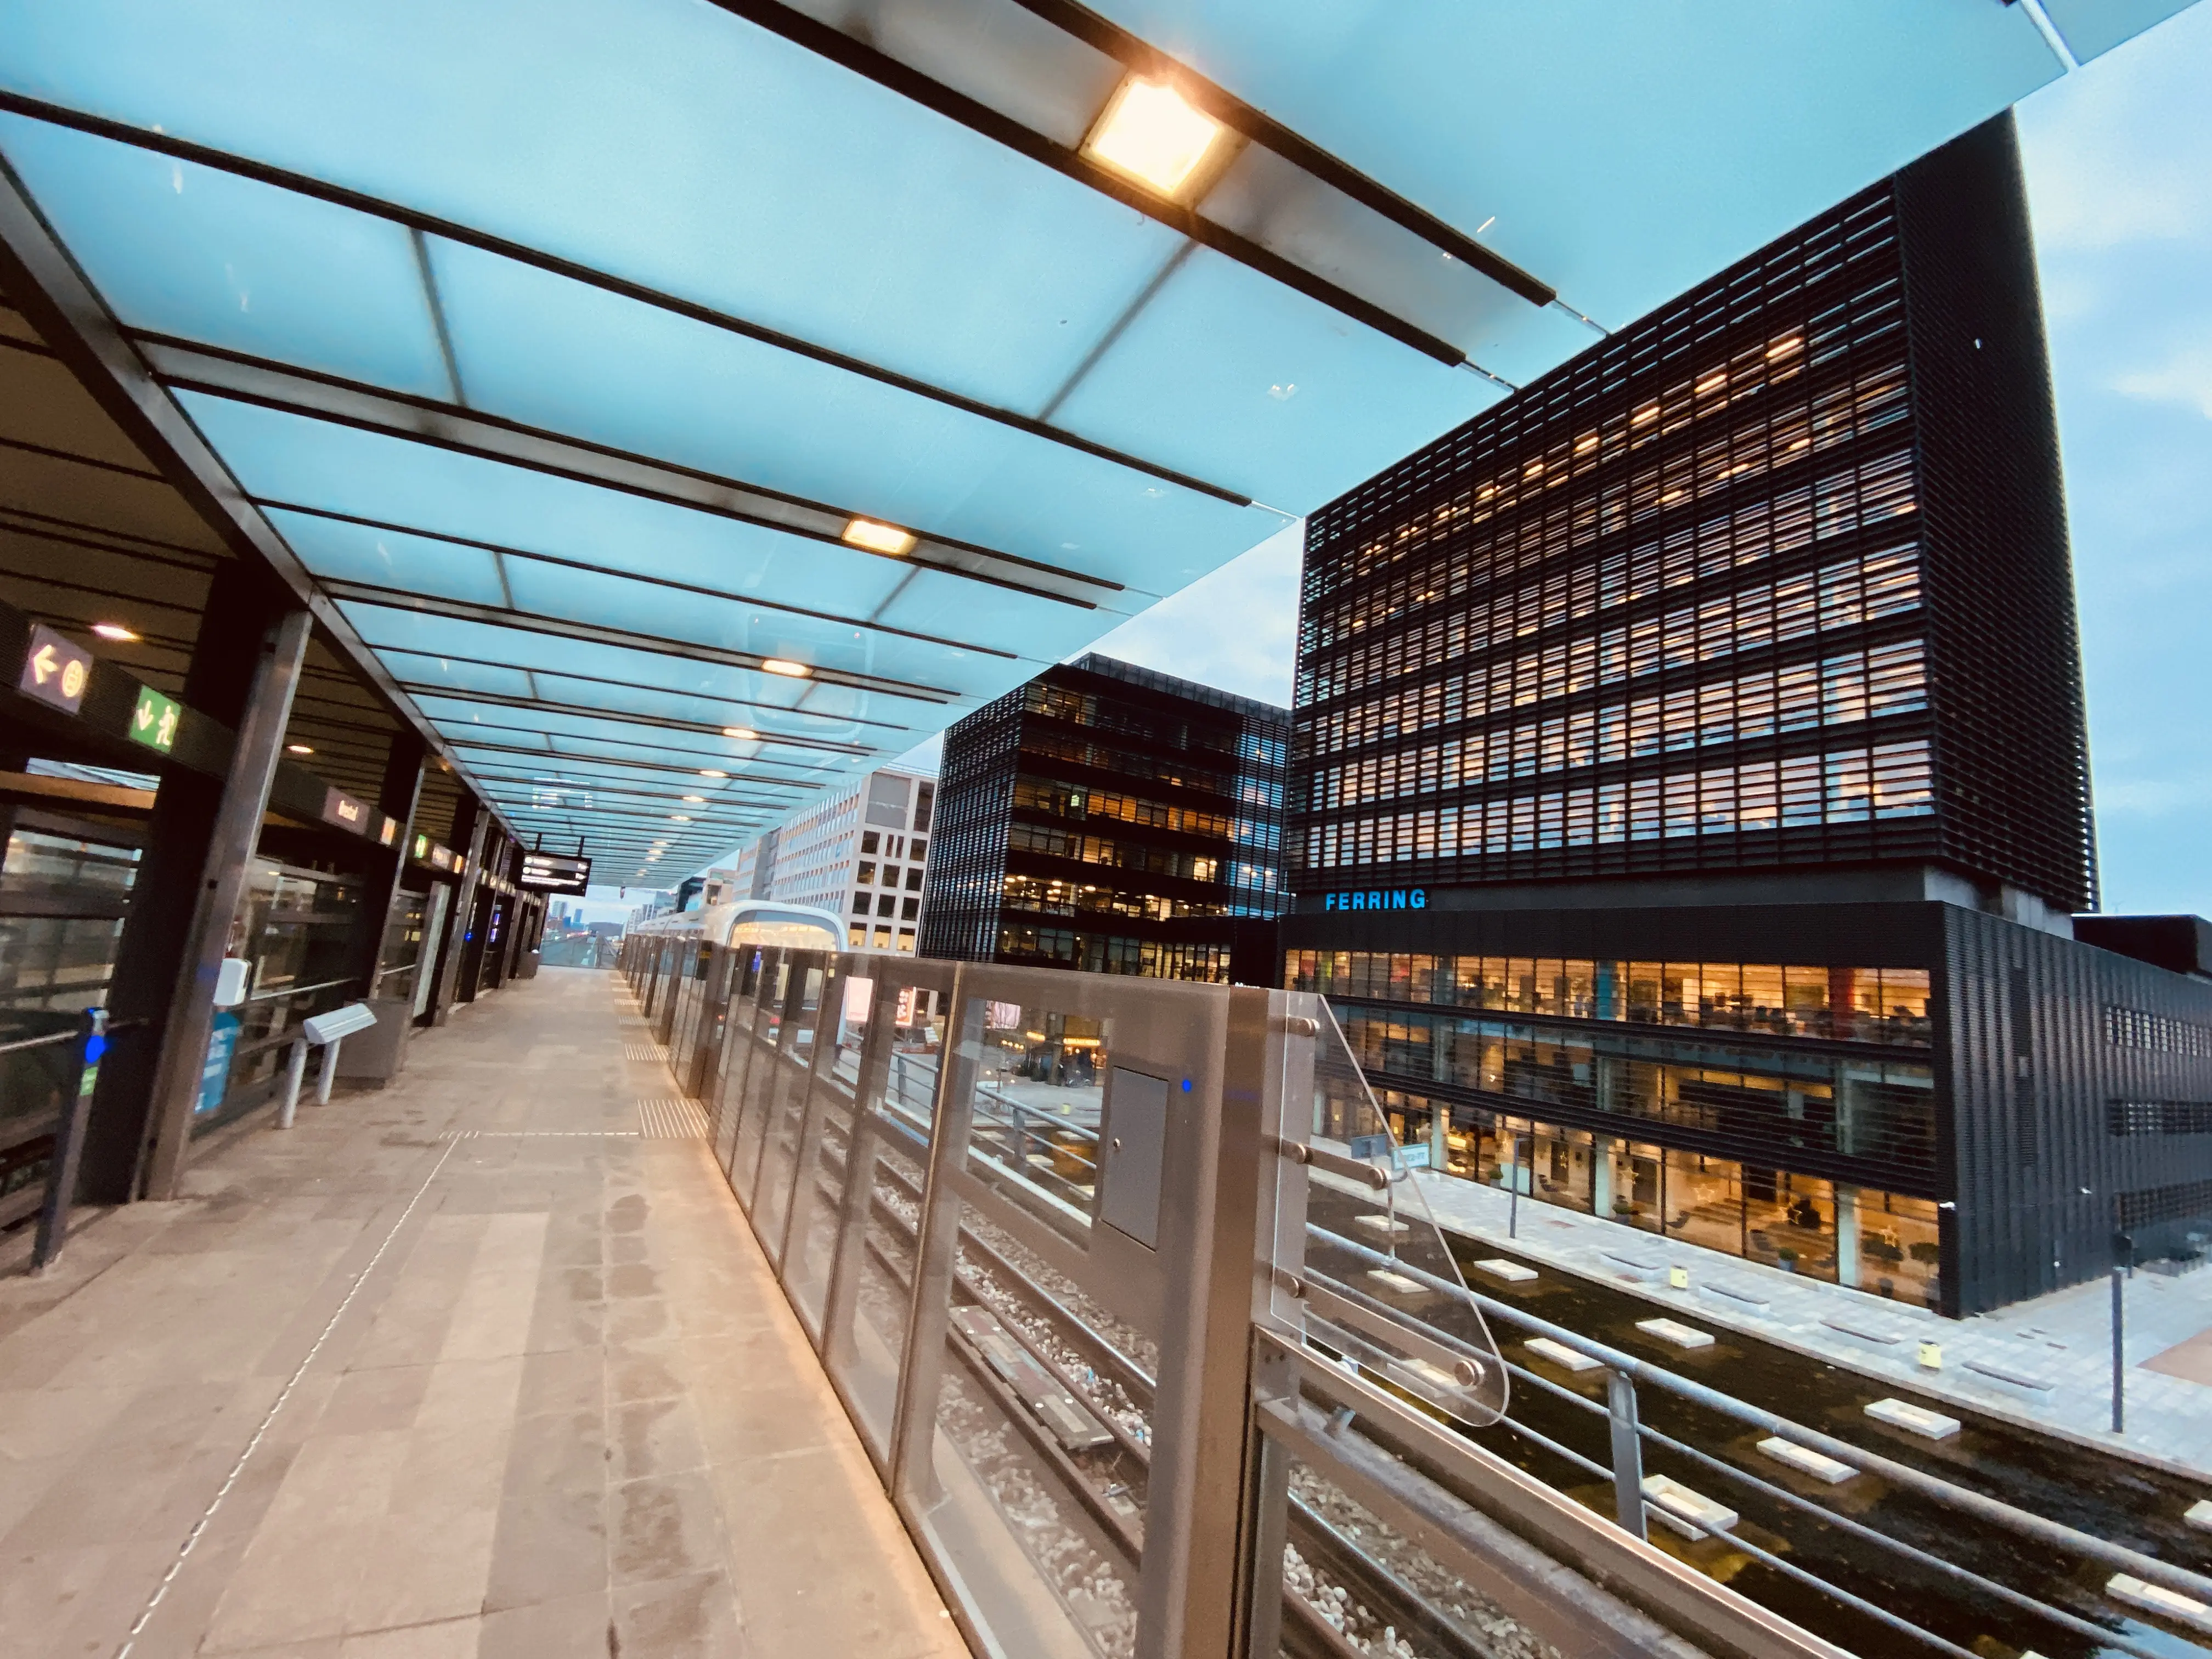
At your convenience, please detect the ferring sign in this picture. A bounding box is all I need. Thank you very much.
[1323,888,1426,911]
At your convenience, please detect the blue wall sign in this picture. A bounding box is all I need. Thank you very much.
[197,1012,242,1116]
[1323,889,1427,912]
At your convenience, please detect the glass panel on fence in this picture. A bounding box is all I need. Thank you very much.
[1280,1452,1544,1659]
[754,957,834,1268]
[962,999,1108,1248]
[686,946,737,1101]
[780,964,884,1335]
[1293,998,1509,1429]
[727,952,791,1190]
[821,976,947,1462]
[907,1189,1149,1659]
[749,958,828,1259]
[710,948,764,1166]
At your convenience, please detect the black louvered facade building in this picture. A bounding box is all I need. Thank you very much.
[920,654,1288,985]
[1282,115,2212,1316]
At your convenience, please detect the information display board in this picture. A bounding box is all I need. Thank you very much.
[519,852,592,895]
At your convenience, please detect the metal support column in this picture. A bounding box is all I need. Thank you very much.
[353,730,426,996]
[138,605,312,1198]
[427,803,489,1025]
[1137,985,1272,1659]
[889,969,978,1504]
[1608,1369,1649,1541]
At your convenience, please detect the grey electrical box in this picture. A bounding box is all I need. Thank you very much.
[1098,1066,1169,1250]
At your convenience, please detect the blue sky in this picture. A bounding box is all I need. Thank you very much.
[1082,8,2212,919]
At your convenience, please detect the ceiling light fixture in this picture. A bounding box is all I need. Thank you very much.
[699,769,727,778]
[91,622,139,642]
[681,794,706,803]
[722,726,758,741]
[1084,77,1226,199]
[286,743,314,755]
[761,659,810,679]
[842,517,916,556]
[671,814,692,822]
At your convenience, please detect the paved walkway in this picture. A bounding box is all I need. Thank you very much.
[1407,1168,2212,1481]
[0,968,962,1659]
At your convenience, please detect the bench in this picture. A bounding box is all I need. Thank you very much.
[1963,1357,2056,1392]
[279,1002,379,1127]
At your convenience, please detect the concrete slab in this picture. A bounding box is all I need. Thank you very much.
[1865,1398,1962,1441]
[1700,1280,1771,1308]
[1474,1259,1538,1284]
[1964,1358,2056,1392]
[1637,1318,1716,1351]
[1525,1338,1602,1373]
[2106,1573,2212,1637]
[1757,1437,1856,1485]
[1822,1313,1905,1346]
[1640,1475,1738,1533]
[1352,1214,1413,1237]
[1367,1269,1425,1295]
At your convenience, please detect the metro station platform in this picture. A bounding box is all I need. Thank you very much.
[0,968,962,1659]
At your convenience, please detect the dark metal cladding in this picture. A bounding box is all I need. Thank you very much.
[1289,114,2093,914]
[920,654,1288,984]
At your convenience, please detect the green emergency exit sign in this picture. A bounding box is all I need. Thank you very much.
[129,685,181,753]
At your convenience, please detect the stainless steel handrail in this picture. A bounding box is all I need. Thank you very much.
[245,975,359,1003]
[0,1028,79,1056]
[1311,1220,2212,1608]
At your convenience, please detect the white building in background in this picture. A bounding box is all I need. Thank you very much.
[720,766,937,952]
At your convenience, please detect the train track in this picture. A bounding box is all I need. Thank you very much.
[707,1030,2212,1659]
[760,1065,1525,1659]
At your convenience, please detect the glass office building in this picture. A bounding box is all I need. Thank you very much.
[922,654,1288,983]
[1285,116,2212,1315]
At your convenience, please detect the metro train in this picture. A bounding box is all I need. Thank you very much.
[625,898,847,952]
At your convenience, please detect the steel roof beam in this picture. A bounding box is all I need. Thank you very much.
[323,580,964,703]
[0,150,523,842]
[145,338,1118,610]
[0,88,1250,509]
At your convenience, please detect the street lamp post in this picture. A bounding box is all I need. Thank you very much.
[2111,1229,2134,1435]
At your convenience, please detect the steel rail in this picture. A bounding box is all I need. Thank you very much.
[800,1076,1510,1659]
[1310,1221,2212,1607]
[1472,1329,2177,1659]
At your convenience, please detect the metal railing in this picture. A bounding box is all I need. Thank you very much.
[613,936,2212,1659]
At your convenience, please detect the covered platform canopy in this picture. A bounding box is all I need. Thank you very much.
[0,0,2187,880]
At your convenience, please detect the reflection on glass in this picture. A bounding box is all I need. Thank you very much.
[1295,1001,1509,1429]
[962,1001,1108,1245]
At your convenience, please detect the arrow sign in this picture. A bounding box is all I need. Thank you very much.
[129,685,182,754]
[16,624,93,714]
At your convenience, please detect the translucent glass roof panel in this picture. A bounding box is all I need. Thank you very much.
[2041,0,2193,58]
[267,511,510,610]
[334,602,936,729]
[1072,0,2149,330]
[10,0,2194,870]
[0,114,450,397]
[423,237,1276,593]
[410,703,863,777]
[0,0,1193,412]
[0,114,1279,591]
[373,652,537,703]
[1050,245,1496,508]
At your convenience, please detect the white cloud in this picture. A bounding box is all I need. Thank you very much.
[2112,340,2212,419]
